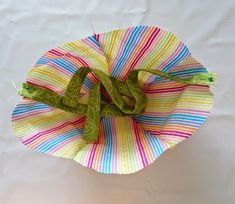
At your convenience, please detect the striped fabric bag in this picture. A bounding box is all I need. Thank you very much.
[12,26,215,174]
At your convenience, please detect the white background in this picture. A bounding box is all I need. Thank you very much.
[0,0,235,203]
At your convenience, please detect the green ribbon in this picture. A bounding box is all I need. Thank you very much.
[19,67,216,142]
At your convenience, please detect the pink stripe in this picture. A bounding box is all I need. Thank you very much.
[109,28,133,72]
[47,61,73,77]
[26,78,62,93]
[133,121,148,167]
[175,109,210,114]
[94,33,100,42]
[47,136,81,154]
[111,117,117,172]
[87,144,98,168]
[143,85,187,94]
[144,43,189,85]
[22,117,85,145]
[87,128,100,168]
[158,43,186,70]
[81,38,103,55]
[142,110,209,117]
[12,108,55,120]
[171,63,203,71]
[48,49,64,56]
[65,53,89,67]
[147,130,188,140]
[160,134,188,139]
[129,28,160,70]
[160,130,191,137]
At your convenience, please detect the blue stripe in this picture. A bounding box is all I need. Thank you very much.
[150,135,164,156]
[144,130,163,158]
[170,68,207,77]
[52,58,77,74]
[134,115,206,127]
[112,26,148,77]
[13,103,50,115]
[88,36,100,47]
[151,46,190,82]
[83,76,95,89]
[102,117,112,173]
[37,58,50,65]
[134,114,206,123]
[150,68,207,83]
[35,129,82,153]
[111,26,146,77]
[165,120,204,127]
[99,118,108,172]
[162,46,190,72]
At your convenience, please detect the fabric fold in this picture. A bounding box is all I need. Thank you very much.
[12,26,215,174]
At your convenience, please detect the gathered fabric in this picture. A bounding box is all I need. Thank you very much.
[19,67,215,142]
[12,26,215,174]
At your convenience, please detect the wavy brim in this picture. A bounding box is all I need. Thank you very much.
[12,26,214,174]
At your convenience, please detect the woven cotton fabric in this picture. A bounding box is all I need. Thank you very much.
[12,26,214,174]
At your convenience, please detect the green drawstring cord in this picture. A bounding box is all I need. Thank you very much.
[19,67,216,142]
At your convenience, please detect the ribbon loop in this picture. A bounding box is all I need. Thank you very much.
[19,67,216,142]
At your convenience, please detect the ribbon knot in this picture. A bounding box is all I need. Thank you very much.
[19,67,216,142]
[62,67,148,141]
